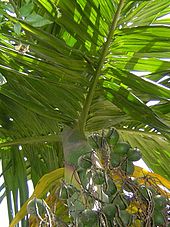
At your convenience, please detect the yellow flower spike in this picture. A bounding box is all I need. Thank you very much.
[133,166,170,197]
[132,219,142,227]
[127,203,139,214]
[133,166,170,188]
[127,200,144,215]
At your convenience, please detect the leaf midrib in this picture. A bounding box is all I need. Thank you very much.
[78,0,125,132]
[0,134,59,148]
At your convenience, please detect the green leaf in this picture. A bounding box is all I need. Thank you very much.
[103,82,170,132]
[86,97,128,131]
[120,1,170,27]
[19,2,34,17]
[0,0,170,225]
[25,13,53,27]
[13,22,21,35]
[154,17,170,25]
[107,67,170,100]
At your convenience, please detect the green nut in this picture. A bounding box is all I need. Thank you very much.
[113,194,130,210]
[121,160,134,175]
[106,128,119,146]
[110,152,122,167]
[92,170,105,185]
[127,148,142,161]
[114,142,131,155]
[102,204,116,220]
[78,154,92,170]
[154,195,167,210]
[119,210,132,226]
[153,211,165,226]
[104,178,117,196]
[79,209,98,226]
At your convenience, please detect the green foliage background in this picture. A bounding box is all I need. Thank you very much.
[0,0,170,225]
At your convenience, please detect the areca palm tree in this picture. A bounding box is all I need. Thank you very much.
[0,0,170,226]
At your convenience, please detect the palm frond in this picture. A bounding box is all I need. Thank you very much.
[119,129,170,180]
[0,0,170,225]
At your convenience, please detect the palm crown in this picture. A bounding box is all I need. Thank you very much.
[0,0,170,225]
